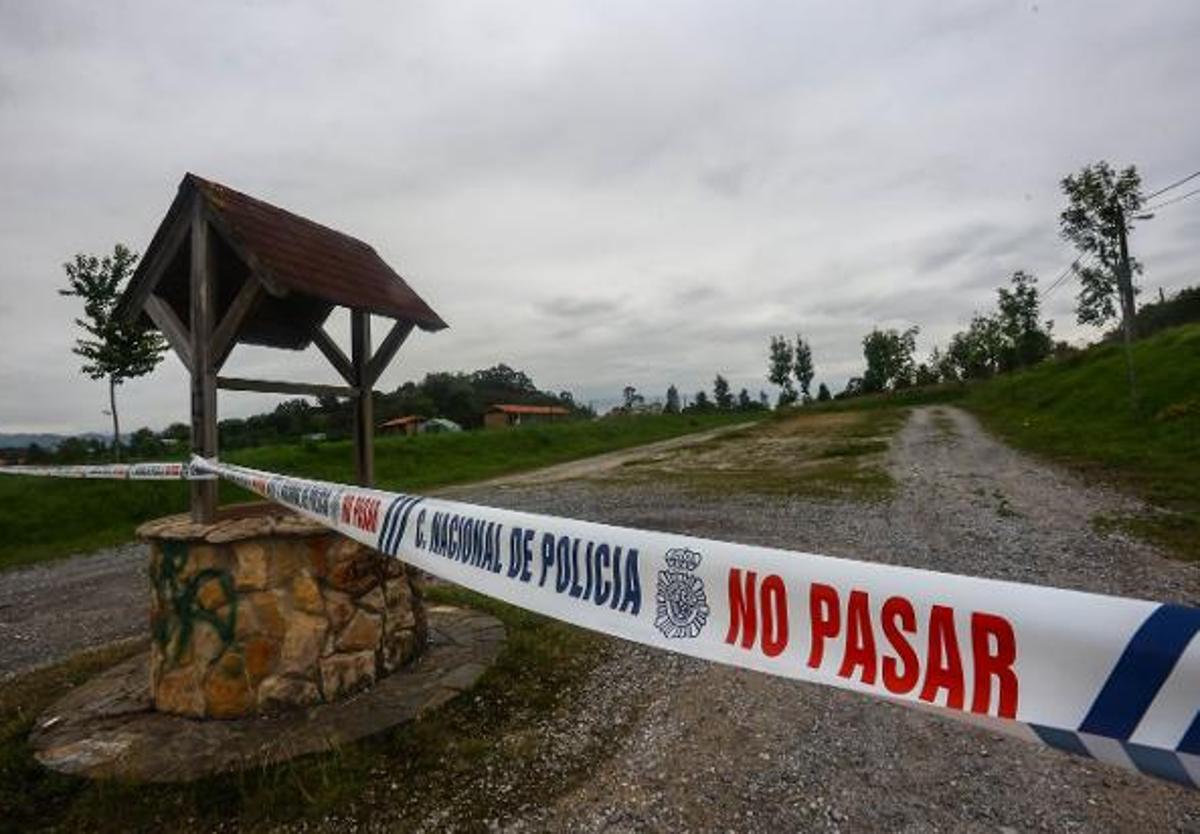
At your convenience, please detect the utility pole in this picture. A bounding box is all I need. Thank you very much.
[1113,200,1138,413]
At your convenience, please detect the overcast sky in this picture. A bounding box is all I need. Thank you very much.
[2,1,1198,434]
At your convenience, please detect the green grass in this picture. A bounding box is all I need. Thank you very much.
[965,323,1200,559]
[0,587,610,832]
[0,412,757,572]
[612,406,906,502]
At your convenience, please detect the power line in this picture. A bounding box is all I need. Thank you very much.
[1143,169,1200,202]
[1143,185,1200,213]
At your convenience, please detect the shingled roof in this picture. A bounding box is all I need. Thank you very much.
[118,173,445,351]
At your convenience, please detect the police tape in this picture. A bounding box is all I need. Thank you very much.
[0,461,213,480]
[2,457,1197,789]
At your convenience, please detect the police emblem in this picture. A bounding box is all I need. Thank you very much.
[654,548,710,639]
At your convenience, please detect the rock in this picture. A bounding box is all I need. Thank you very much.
[155,666,206,717]
[257,675,321,712]
[324,588,357,633]
[383,575,411,608]
[319,651,376,699]
[191,620,231,664]
[325,541,379,595]
[357,585,385,612]
[234,542,269,590]
[381,628,419,674]
[242,636,278,684]
[280,612,328,675]
[196,574,232,611]
[336,610,382,652]
[204,652,254,718]
[291,571,324,614]
[249,591,286,639]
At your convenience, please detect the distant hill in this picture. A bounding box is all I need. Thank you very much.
[0,432,106,450]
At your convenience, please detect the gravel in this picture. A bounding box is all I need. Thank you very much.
[6,406,1200,830]
[0,541,147,679]
[389,405,1200,832]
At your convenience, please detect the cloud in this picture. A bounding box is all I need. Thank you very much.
[1,1,1198,429]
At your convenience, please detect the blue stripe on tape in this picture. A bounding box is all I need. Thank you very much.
[394,497,422,553]
[1079,604,1200,740]
[1030,724,1092,758]
[1178,711,1200,755]
[1123,743,1195,788]
[378,496,410,555]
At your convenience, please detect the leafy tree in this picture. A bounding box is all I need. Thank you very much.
[758,390,770,408]
[996,270,1053,370]
[914,363,939,387]
[59,244,165,460]
[622,385,644,411]
[664,384,681,414]
[1059,161,1143,328]
[793,335,815,401]
[816,382,831,402]
[713,374,733,409]
[946,314,1004,380]
[737,388,753,410]
[837,377,864,399]
[692,390,712,411]
[930,346,957,383]
[767,335,796,405]
[861,327,918,393]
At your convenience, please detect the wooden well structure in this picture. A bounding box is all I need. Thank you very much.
[118,174,446,521]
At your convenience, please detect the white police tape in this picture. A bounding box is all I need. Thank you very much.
[2,457,1197,789]
[0,461,213,480]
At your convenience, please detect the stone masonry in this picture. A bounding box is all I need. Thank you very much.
[137,504,426,719]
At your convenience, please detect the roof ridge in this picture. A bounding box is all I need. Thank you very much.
[186,173,376,254]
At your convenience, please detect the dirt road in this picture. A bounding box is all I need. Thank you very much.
[403,405,1200,831]
[4,407,1199,830]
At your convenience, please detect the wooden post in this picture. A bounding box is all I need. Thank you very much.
[190,200,218,522]
[351,310,374,487]
[1114,201,1139,414]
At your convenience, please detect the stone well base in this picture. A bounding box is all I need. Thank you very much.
[31,605,505,782]
[138,503,426,718]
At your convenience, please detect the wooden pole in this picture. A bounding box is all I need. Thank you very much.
[190,199,218,522]
[1114,201,1139,414]
[351,310,374,487]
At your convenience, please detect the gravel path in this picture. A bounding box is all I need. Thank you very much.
[6,406,1200,830]
[387,405,1200,832]
[0,542,147,679]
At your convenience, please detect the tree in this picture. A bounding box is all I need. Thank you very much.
[737,388,753,410]
[692,390,712,411]
[996,270,1052,370]
[664,384,681,414]
[59,244,165,460]
[1059,161,1143,328]
[861,327,918,393]
[914,363,939,387]
[817,382,831,402]
[713,374,733,409]
[622,385,644,411]
[758,390,769,408]
[767,335,796,405]
[946,315,1004,380]
[793,335,815,401]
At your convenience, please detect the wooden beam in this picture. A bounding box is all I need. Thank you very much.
[366,320,414,386]
[190,205,218,523]
[121,207,191,322]
[210,276,264,370]
[143,294,193,374]
[351,310,374,487]
[310,325,355,385]
[202,203,287,298]
[217,376,358,398]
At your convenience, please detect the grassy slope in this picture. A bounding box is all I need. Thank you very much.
[0,412,754,571]
[965,322,1200,559]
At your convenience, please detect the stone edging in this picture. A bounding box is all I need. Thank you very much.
[30,605,504,782]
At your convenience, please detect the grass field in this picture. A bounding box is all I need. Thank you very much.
[0,411,755,572]
[965,323,1200,560]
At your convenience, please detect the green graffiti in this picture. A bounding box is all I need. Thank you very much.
[150,540,238,666]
